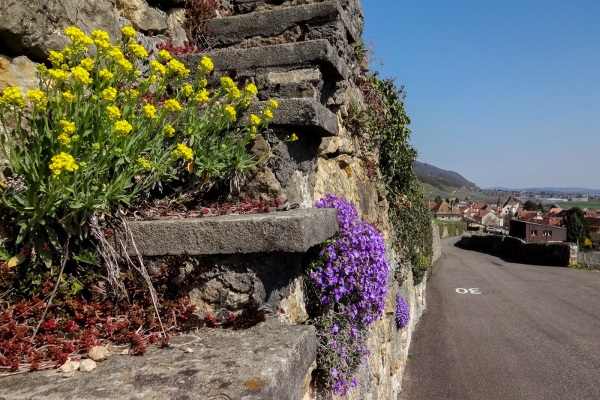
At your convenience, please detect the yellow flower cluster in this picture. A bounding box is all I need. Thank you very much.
[244,83,258,95]
[99,69,114,80]
[263,108,274,120]
[137,158,152,171]
[102,87,118,101]
[62,91,76,102]
[92,30,111,50]
[48,69,69,82]
[194,88,209,104]
[290,133,298,141]
[220,76,236,90]
[269,99,279,110]
[181,84,194,97]
[126,89,139,99]
[114,120,132,136]
[26,89,47,110]
[0,87,25,108]
[249,114,261,127]
[80,58,94,71]
[173,143,194,160]
[198,56,214,74]
[128,43,148,59]
[150,60,167,76]
[121,26,137,40]
[65,26,94,52]
[106,105,121,120]
[158,50,173,62]
[71,66,92,85]
[57,120,76,146]
[143,104,157,119]
[167,59,190,78]
[48,51,64,66]
[163,124,176,137]
[49,152,79,176]
[108,47,133,72]
[225,105,236,121]
[163,99,181,112]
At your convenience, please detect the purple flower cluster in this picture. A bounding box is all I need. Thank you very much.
[313,194,389,324]
[395,294,410,329]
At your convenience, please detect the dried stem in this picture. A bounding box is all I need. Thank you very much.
[31,239,69,342]
[89,215,128,298]
[118,216,166,337]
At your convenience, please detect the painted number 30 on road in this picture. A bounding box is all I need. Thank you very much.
[456,288,481,294]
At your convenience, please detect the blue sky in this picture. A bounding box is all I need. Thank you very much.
[361,0,600,189]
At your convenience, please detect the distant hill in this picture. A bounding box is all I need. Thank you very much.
[414,161,477,189]
[490,187,600,195]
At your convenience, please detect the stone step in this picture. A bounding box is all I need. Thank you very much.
[241,98,340,137]
[0,320,316,400]
[203,0,360,50]
[180,39,349,83]
[118,208,338,256]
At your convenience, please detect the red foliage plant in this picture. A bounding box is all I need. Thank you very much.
[0,269,199,373]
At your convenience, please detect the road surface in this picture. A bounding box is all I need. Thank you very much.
[399,237,600,400]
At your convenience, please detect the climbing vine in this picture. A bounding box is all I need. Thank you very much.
[363,75,433,280]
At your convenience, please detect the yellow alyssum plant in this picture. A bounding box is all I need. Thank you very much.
[0,25,278,253]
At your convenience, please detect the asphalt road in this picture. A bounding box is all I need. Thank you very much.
[399,237,600,400]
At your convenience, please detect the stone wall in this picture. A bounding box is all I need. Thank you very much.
[459,234,576,267]
[0,0,430,398]
[431,220,441,264]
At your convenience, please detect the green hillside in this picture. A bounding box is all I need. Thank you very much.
[421,183,498,203]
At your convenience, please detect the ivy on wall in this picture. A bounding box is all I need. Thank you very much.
[350,73,433,281]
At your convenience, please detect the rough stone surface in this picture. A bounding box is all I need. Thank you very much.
[0,320,316,400]
[118,208,339,256]
[154,252,306,317]
[204,0,360,49]
[459,234,573,266]
[0,55,38,92]
[241,99,339,137]
[0,0,121,61]
[116,0,170,33]
[180,39,349,81]
[166,8,188,47]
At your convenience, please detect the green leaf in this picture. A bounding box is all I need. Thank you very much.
[73,248,100,267]
[0,246,10,261]
[39,249,53,268]
[8,253,27,267]
[45,225,60,249]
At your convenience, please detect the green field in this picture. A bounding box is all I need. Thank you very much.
[556,201,600,209]
[421,183,497,203]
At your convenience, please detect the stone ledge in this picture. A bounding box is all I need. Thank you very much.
[0,320,316,400]
[118,208,339,256]
[242,98,339,137]
[179,39,349,81]
[204,0,360,48]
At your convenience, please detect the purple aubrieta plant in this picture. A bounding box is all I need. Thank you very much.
[313,194,389,324]
[310,194,390,396]
[396,294,410,329]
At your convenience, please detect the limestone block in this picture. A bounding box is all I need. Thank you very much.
[0,55,38,92]
[0,320,317,400]
[167,8,188,47]
[118,208,339,256]
[180,39,349,82]
[205,0,360,49]
[242,99,339,137]
[116,0,169,33]
[266,68,323,99]
[0,0,121,61]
